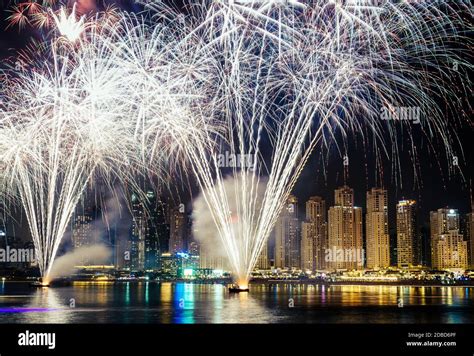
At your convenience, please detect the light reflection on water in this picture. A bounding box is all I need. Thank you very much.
[0,282,472,324]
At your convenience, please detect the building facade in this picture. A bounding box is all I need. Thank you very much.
[274,195,300,269]
[396,200,419,268]
[366,188,390,269]
[301,196,327,271]
[71,205,100,265]
[130,191,170,271]
[169,205,186,254]
[255,240,269,269]
[327,186,363,270]
[434,230,468,270]
[430,208,460,269]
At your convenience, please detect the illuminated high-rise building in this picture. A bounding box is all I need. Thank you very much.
[366,188,390,269]
[430,208,460,235]
[301,196,327,272]
[434,230,468,270]
[150,196,170,269]
[169,205,186,254]
[71,205,101,265]
[130,192,146,271]
[274,195,300,269]
[335,186,354,207]
[301,223,315,272]
[327,186,363,270]
[130,191,170,271]
[255,240,269,269]
[396,200,419,268]
[430,208,460,269]
[71,208,93,250]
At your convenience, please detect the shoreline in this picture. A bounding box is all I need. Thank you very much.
[250,280,474,287]
[2,279,474,288]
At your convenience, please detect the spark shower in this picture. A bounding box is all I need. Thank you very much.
[0,1,471,286]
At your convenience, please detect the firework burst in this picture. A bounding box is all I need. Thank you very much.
[0,10,207,279]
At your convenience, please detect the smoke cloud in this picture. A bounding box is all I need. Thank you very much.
[48,244,111,281]
[192,175,268,266]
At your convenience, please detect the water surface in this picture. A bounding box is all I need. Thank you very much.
[0,282,473,323]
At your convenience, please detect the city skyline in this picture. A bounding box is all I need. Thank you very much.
[4,184,470,273]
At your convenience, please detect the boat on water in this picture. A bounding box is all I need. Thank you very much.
[228,284,249,293]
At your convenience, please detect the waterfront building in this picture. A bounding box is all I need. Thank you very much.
[301,196,327,272]
[274,195,300,269]
[396,200,419,268]
[169,205,186,254]
[366,188,390,269]
[328,186,363,270]
[430,208,460,269]
[130,191,170,271]
[71,205,104,265]
[434,230,468,270]
[255,240,269,270]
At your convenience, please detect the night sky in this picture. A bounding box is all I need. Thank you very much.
[0,0,472,241]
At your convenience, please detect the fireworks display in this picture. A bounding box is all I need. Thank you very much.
[0,0,471,285]
[0,5,207,279]
[147,0,471,287]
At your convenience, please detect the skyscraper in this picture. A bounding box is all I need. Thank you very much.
[430,208,464,270]
[149,195,170,269]
[430,208,460,235]
[71,207,93,250]
[255,241,269,270]
[169,205,186,254]
[301,222,315,272]
[71,205,98,265]
[366,188,390,269]
[327,186,363,270]
[301,196,327,272]
[434,230,468,270]
[130,192,146,271]
[130,191,170,271]
[274,195,300,269]
[396,200,419,268]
